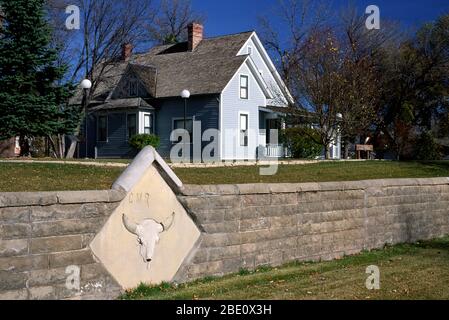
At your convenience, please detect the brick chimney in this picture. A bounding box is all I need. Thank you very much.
[188,22,203,51]
[121,43,133,61]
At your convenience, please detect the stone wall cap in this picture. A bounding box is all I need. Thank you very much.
[180,177,449,196]
[112,146,182,193]
[0,190,125,207]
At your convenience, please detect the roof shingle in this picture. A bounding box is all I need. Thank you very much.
[70,31,254,104]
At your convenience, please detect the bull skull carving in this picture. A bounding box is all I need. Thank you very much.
[122,212,175,263]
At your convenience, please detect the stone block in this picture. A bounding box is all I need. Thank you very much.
[56,190,110,204]
[268,184,300,194]
[202,221,239,233]
[187,261,223,278]
[27,267,68,287]
[0,239,28,257]
[241,194,271,207]
[0,289,28,300]
[237,184,270,195]
[48,249,95,268]
[30,235,83,254]
[268,215,298,229]
[0,271,28,290]
[0,254,48,272]
[255,251,283,267]
[81,263,109,281]
[223,208,241,221]
[207,245,240,261]
[31,204,83,221]
[201,233,241,248]
[240,218,270,232]
[0,207,30,223]
[31,218,105,238]
[222,257,242,274]
[270,193,298,205]
[0,192,57,208]
[194,209,226,224]
[0,223,31,240]
[29,286,56,300]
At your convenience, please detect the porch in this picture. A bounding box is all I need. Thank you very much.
[258,106,289,158]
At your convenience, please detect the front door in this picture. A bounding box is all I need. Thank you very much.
[266,119,281,144]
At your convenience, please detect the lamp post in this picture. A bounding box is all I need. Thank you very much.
[80,79,92,158]
[180,89,190,161]
[336,113,343,159]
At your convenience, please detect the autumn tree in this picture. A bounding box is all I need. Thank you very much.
[377,13,449,159]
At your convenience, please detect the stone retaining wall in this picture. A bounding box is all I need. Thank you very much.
[0,190,125,300]
[175,178,449,281]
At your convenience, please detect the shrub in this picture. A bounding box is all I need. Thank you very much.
[280,127,322,159]
[129,134,160,151]
[414,131,442,160]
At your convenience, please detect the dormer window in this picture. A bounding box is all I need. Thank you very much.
[129,80,138,97]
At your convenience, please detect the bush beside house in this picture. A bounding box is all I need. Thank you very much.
[129,134,161,151]
[281,127,322,159]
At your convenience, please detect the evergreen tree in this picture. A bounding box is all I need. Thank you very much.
[0,0,76,155]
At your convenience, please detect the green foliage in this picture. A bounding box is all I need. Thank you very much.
[414,131,443,160]
[0,0,75,142]
[163,34,179,45]
[280,127,322,159]
[129,134,161,151]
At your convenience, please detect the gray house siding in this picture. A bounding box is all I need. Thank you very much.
[85,111,135,158]
[98,112,135,158]
[156,95,220,158]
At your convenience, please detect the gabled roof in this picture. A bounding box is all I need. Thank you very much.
[70,30,275,104]
[89,98,154,112]
[128,64,157,97]
[131,31,253,98]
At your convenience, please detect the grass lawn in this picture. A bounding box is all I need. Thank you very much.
[0,160,448,192]
[173,160,449,184]
[121,236,449,300]
[2,157,132,164]
[0,163,124,192]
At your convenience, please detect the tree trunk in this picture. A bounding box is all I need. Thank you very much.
[66,135,78,159]
[19,135,30,157]
[59,134,65,159]
[324,144,330,159]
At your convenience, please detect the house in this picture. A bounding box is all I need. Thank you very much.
[72,23,294,161]
[0,137,20,158]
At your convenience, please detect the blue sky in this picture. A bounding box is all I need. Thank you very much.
[191,0,449,38]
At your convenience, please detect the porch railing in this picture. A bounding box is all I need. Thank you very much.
[259,144,290,158]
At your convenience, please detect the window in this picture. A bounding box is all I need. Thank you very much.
[240,75,248,99]
[247,46,252,55]
[240,113,248,147]
[129,80,138,97]
[173,118,193,143]
[127,114,137,139]
[144,114,153,134]
[97,115,107,142]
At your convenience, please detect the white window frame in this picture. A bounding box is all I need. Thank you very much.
[238,111,249,147]
[239,74,249,100]
[143,113,153,134]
